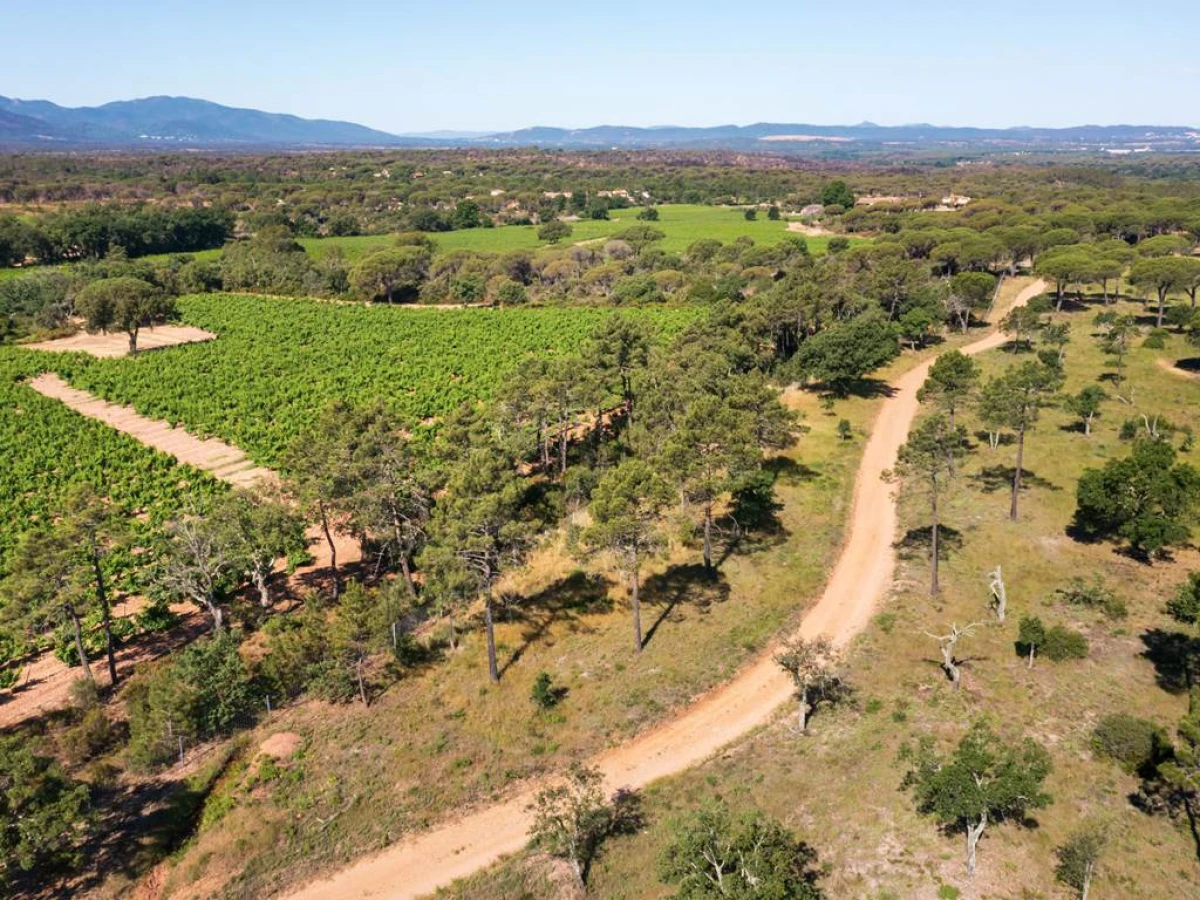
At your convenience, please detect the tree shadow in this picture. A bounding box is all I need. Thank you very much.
[808,378,897,400]
[895,525,963,561]
[497,571,614,677]
[763,455,820,486]
[968,465,1060,494]
[642,564,731,649]
[1174,357,1200,375]
[1140,628,1200,696]
[972,430,1015,448]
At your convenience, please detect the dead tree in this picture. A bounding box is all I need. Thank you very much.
[988,566,1007,622]
[926,622,981,690]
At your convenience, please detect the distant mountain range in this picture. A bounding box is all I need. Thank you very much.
[0,95,423,147]
[1,95,1198,153]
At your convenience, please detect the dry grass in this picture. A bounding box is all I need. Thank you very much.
[433,294,1200,900]
[146,352,917,899]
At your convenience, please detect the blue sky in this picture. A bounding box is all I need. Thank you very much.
[3,0,1198,133]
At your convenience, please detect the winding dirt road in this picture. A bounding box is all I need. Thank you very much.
[285,278,1048,900]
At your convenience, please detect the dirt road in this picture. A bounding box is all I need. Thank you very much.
[285,278,1047,900]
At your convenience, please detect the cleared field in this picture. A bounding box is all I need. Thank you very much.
[26,323,216,357]
[33,295,702,467]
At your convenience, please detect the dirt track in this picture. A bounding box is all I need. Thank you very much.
[26,325,216,358]
[284,278,1048,900]
[29,372,275,490]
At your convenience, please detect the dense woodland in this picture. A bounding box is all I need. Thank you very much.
[3,150,1200,899]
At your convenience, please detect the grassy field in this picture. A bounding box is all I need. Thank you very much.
[432,295,1200,900]
[298,204,849,260]
[2,206,855,282]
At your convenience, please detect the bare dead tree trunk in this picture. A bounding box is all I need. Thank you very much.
[989,566,1007,622]
[966,812,987,876]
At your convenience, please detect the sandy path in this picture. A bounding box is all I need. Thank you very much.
[284,278,1048,900]
[26,325,216,358]
[1157,357,1200,381]
[28,372,276,490]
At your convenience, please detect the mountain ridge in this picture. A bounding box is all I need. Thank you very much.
[0,95,1197,151]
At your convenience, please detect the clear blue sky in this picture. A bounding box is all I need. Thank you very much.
[3,0,1198,133]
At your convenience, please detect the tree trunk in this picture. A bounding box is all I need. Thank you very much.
[570,856,585,890]
[930,479,940,597]
[1010,426,1025,521]
[356,659,369,706]
[128,327,139,355]
[702,502,714,572]
[1028,643,1035,668]
[398,553,418,600]
[319,500,339,600]
[966,813,987,876]
[630,557,643,653]
[1084,414,1093,436]
[206,593,225,633]
[92,554,118,686]
[1157,290,1167,329]
[67,603,94,682]
[798,683,809,733]
[252,563,272,609]
[1081,860,1093,900]
[484,585,499,683]
[559,418,568,476]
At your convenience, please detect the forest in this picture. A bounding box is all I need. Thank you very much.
[2,149,1200,900]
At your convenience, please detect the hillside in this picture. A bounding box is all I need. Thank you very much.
[0,95,425,148]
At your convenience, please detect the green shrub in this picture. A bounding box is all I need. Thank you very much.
[1041,625,1089,661]
[1142,328,1168,349]
[1055,576,1128,620]
[1091,713,1167,774]
[125,634,257,770]
[531,672,558,710]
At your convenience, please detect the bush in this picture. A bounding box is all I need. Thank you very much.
[1041,625,1089,661]
[125,634,257,770]
[1091,713,1167,774]
[1055,576,1128,620]
[531,672,558,710]
[60,707,117,766]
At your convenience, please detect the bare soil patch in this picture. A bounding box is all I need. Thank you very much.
[26,325,216,358]
[786,221,836,237]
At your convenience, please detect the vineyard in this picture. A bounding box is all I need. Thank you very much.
[28,296,702,467]
[0,348,221,575]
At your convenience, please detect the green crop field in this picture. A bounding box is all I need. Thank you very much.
[34,295,701,468]
[0,348,220,574]
[298,204,854,260]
